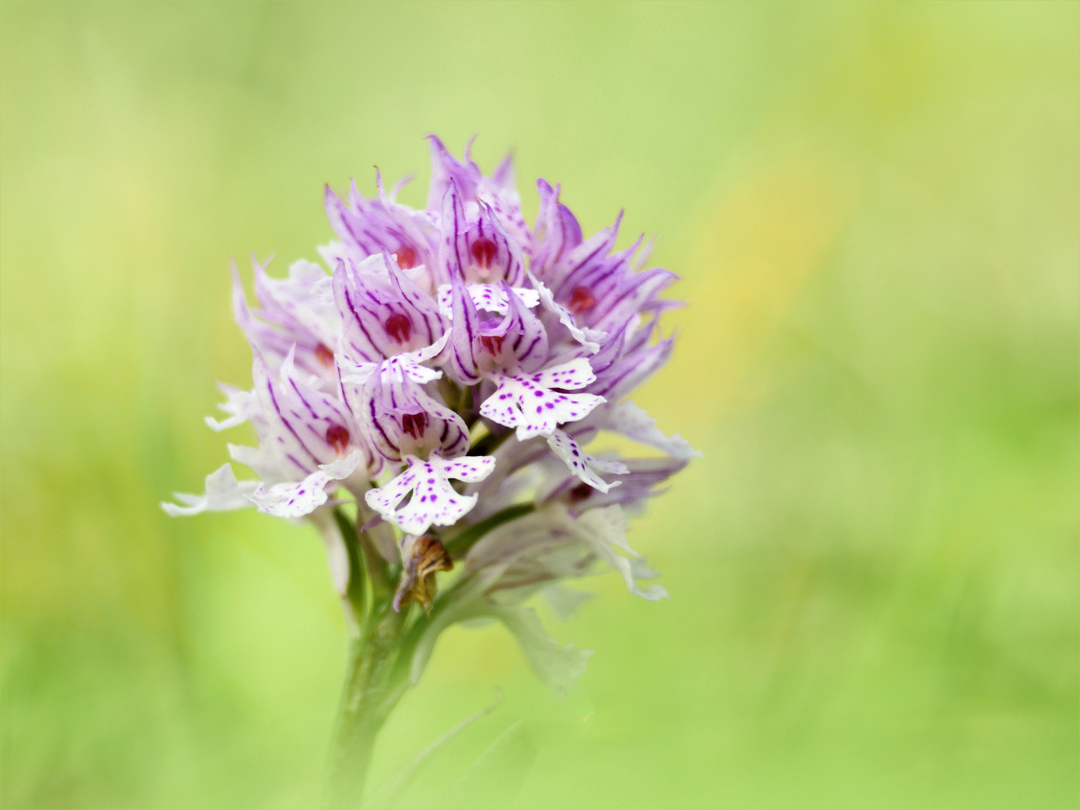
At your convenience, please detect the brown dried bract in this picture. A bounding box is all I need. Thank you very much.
[393,534,453,613]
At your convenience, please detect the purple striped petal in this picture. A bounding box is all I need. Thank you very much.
[438,183,525,287]
[326,180,438,280]
[232,259,338,384]
[440,272,482,385]
[478,155,533,253]
[531,179,583,277]
[253,348,366,478]
[333,253,446,366]
[360,360,470,463]
[426,134,482,211]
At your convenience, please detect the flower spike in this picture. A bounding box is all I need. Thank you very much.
[164,135,694,705]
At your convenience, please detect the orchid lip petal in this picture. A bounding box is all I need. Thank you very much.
[479,360,604,440]
[365,454,496,535]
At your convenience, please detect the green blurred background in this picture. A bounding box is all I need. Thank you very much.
[2,2,1077,808]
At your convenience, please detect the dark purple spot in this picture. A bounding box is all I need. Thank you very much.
[326,424,350,454]
[402,412,429,439]
[471,237,497,268]
[384,312,412,343]
[568,482,594,502]
[568,285,596,314]
[480,334,505,355]
[315,344,335,367]
[395,245,417,269]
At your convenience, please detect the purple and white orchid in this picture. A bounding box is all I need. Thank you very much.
[163,135,696,803]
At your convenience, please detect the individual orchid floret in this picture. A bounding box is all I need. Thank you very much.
[252,348,364,474]
[226,349,379,516]
[439,183,526,287]
[232,258,340,385]
[358,356,469,464]
[556,240,676,335]
[333,252,447,366]
[325,179,438,282]
[437,275,549,384]
[474,283,549,375]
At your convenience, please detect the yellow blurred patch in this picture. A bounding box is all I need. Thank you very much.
[674,146,861,421]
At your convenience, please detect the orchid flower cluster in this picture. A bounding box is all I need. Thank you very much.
[163,137,695,693]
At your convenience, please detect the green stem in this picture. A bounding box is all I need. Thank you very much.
[324,490,531,807]
[327,507,410,809]
[327,599,411,809]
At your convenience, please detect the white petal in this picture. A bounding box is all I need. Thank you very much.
[542,584,593,620]
[577,506,668,601]
[480,372,604,440]
[246,451,362,519]
[546,430,627,493]
[437,283,539,318]
[532,275,604,353]
[492,605,593,689]
[407,585,592,690]
[437,455,497,482]
[410,330,452,365]
[320,450,364,479]
[364,454,496,535]
[531,358,596,390]
[205,384,261,432]
[606,400,700,461]
[227,442,283,482]
[161,464,258,516]
[308,507,350,598]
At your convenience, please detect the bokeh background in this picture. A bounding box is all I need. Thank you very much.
[2,2,1077,808]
